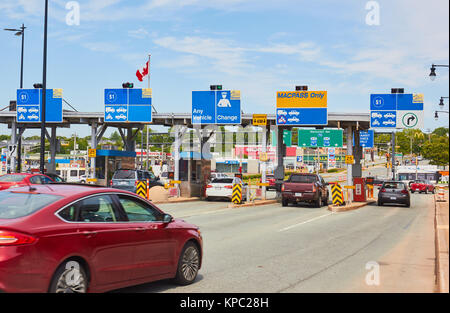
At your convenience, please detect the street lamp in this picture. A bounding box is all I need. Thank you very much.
[4,24,26,173]
[439,97,448,107]
[429,64,449,81]
[435,110,450,120]
[40,0,49,174]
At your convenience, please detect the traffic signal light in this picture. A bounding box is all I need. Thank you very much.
[210,85,223,91]
[33,83,43,89]
[295,86,308,91]
[122,82,134,88]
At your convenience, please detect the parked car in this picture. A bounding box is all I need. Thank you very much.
[205,177,247,201]
[0,173,55,191]
[260,174,276,191]
[409,180,435,194]
[281,173,329,207]
[0,184,202,293]
[377,181,410,207]
[110,169,163,192]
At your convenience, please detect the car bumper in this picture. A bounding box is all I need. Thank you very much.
[282,191,318,202]
[206,189,233,198]
[378,194,410,204]
[0,246,48,293]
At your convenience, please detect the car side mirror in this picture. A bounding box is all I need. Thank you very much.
[163,214,173,224]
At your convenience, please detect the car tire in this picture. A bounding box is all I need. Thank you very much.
[411,190,415,193]
[314,197,321,208]
[432,188,435,194]
[378,200,383,206]
[174,242,201,285]
[282,199,289,207]
[405,201,410,208]
[49,260,88,293]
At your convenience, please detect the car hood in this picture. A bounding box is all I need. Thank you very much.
[171,218,199,230]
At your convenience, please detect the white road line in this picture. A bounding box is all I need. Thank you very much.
[175,207,233,218]
[278,212,335,232]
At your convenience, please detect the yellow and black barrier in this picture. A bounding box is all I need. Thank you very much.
[232,183,243,205]
[331,183,344,206]
[136,181,147,199]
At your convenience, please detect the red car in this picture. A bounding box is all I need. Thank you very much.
[409,180,435,194]
[260,174,276,190]
[0,184,202,293]
[0,173,55,191]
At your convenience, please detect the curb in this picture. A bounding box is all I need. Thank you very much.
[434,194,449,293]
[327,200,376,212]
[152,197,200,204]
[228,199,278,208]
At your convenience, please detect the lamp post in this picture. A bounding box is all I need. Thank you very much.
[40,0,49,174]
[4,24,26,173]
[429,64,449,81]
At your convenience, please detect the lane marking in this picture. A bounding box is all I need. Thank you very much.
[278,212,335,232]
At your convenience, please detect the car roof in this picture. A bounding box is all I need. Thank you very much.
[5,184,128,197]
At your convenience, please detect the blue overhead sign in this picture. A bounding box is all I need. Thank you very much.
[104,88,152,123]
[16,89,63,123]
[192,90,241,125]
[354,130,374,148]
[276,108,327,126]
[370,93,424,129]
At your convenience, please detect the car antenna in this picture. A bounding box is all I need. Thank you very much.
[26,181,37,192]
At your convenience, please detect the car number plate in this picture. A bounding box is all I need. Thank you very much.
[119,181,128,185]
[390,197,396,200]
[295,193,302,197]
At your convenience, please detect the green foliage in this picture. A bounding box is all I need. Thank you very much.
[422,135,449,166]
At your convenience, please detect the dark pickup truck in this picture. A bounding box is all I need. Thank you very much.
[281,173,329,207]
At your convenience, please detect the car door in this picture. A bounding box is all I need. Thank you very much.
[68,194,138,286]
[114,194,175,280]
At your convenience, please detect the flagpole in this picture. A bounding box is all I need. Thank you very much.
[147,54,151,170]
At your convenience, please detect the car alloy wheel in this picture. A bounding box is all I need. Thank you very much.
[50,260,87,293]
[176,243,200,285]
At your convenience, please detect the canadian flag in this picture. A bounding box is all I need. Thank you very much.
[136,60,149,82]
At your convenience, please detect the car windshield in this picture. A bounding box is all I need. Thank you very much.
[290,175,316,183]
[0,174,27,182]
[113,170,136,180]
[0,192,63,219]
[212,178,234,184]
[161,172,168,178]
[383,182,405,189]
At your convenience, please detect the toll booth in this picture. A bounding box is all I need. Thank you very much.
[353,177,367,202]
[94,150,137,186]
[178,151,211,198]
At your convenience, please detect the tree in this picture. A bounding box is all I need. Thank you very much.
[422,135,449,166]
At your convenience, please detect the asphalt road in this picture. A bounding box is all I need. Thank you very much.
[115,190,436,293]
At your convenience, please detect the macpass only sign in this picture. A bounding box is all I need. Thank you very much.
[192,90,241,125]
[276,91,327,126]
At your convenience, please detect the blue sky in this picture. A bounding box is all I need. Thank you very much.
[0,0,448,138]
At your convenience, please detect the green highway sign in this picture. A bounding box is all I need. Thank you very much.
[298,129,343,148]
[271,130,292,147]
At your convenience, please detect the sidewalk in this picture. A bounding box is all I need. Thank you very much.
[435,191,449,293]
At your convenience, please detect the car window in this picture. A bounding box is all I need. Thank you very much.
[113,170,136,180]
[0,174,27,182]
[137,171,145,181]
[0,192,63,219]
[290,175,317,183]
[161,172,168,178]
[118,195,163,222]
[54,176,64,183]
[383,182,406,189]
[77,195,117,222]
[29,175,43,184]
[212,178,234,184]
[57,205,77,222]
[40,176,54,184]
